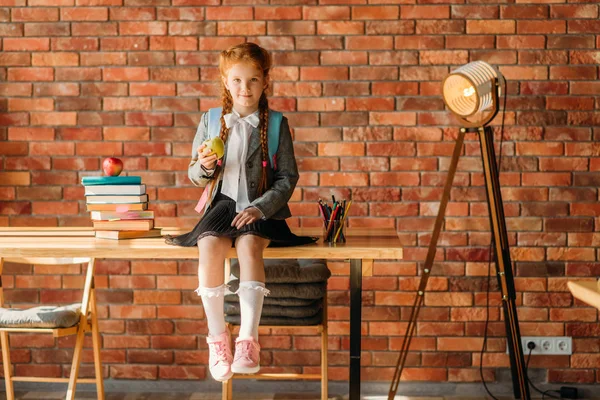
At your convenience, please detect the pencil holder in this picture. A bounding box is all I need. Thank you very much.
[318,197,351,244]
[324,220,345,244]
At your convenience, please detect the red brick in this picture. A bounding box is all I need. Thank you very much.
[318,143,364,157]
[128,350,173,364]
[104,97,151,111]
[55,68,101,81]
[100,37,148,51]
[57,127,102,141]
[551,4,598,19]
[103,127,149,141]
[52,157,98,171]
[0,22,24,37]
[15,365,62,378]
[33,83,79,96]
[204,6,252,20]
[148,37,197,51]
[12,8,59,21]
[71,22,117,36]
[8,67,53,81]
[109,7,155,20]
[522,172,571,186]
[30,112,77,126]
[158,7,204,21]
[549,369,595,384]
[80,52,126,66]
[103,67,148,81]
[320,173,369,187]
[216,20,264,35]
[61,7,108,21]
[32,201,79,215]
[81,83,127,96]
[298,98,345,112]
[110,305,156,319]
[301,5,347,20]
[550,65,597,80]
[125,112,173,126]
[124,143,170,156]
[111,365,157,379]
[128,52,174,66]
[168,21,216,36]
[5,156,51,171]
[119,21,167,35]
[4,38,50,51]
[75,141,122,156]
[516,142,563,156]
[0,201,31,215]
[31,171,77,185]
[134,291,180,305]
[51,37,99,51]
[8,127,54,141]
[158,366,206,380]
[354,6,399,20]
[467,20,514,34]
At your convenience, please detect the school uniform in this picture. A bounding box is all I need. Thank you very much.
[166,108,317,248]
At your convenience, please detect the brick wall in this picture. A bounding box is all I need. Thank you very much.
[1,0,600,386]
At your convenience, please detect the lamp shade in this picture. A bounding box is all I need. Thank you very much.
[442,61,502,118]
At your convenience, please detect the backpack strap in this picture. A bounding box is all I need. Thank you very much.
[207,107,222,139]
[206,107,282,169]
[267,110,282,169]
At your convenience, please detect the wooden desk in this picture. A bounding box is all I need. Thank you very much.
[568,279,600,311]
[0,227,403,400]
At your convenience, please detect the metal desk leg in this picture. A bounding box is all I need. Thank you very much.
[350,259,362,400]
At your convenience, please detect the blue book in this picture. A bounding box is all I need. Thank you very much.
[81,176,142,186]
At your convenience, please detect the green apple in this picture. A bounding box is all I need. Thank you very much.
[202,137,225,159]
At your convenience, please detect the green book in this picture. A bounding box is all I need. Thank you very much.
[82,176,141,186]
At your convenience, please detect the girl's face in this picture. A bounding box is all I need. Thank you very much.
[223,62,267,116]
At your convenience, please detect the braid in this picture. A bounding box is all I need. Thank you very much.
[219,94,233,148]
[257,93,269,196]
[201,83,233,213]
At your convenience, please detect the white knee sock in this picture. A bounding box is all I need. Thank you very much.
[237,281,270,340]
[196,284,227,337]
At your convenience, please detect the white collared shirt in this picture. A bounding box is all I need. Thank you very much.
[220,108,260,212]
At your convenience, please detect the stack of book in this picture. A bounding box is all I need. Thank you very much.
[82,176,161,240]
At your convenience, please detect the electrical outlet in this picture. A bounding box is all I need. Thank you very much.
[506,336,572,355]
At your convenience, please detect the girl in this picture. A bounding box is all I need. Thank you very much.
[165,42,316,382]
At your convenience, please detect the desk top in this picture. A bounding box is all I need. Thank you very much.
[0,227,402,260]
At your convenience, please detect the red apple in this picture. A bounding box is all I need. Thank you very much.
[102,157,123,176]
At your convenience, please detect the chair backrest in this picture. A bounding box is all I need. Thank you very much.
[0,257,96,317]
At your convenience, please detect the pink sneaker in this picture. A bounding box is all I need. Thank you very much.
[231,337,261,374]
[206,331,233,381]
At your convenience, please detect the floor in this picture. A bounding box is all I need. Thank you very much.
[0,393,581,400]
[0,396,515,400]
[3,381,598,400]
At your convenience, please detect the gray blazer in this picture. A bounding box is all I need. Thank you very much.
[188,111,298,220]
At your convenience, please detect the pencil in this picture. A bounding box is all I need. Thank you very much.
[333,200,352,242]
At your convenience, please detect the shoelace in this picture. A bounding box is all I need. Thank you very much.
[235,340,254,361]
[210,342,229,365]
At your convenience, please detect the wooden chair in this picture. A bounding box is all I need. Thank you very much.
[221,258,328,400]
[0,257,104,400]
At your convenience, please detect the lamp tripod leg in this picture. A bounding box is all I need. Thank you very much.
[387,129,466,400]
[478,126,530,400]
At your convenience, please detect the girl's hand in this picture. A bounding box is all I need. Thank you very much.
[197,144,218,170]
[231,207,263,229]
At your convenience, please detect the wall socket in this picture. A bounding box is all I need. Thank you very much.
[506,336,572,355]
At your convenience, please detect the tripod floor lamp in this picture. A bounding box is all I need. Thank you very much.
[388,61,531,400]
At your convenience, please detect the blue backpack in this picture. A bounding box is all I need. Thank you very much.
[207,107,282,169]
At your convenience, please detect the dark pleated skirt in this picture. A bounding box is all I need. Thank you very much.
[165,193,318,248]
